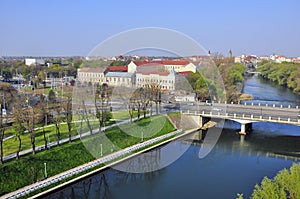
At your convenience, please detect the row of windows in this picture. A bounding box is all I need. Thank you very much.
[166,66,182,70]
[79,77,131,83]
[138,83,173,90]
[136,78,174,84]
[107,77,131,83]
[79,73,103,78]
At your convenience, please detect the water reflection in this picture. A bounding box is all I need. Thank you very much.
[243,75,300,106]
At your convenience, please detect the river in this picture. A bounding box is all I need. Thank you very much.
[44,75,300,199]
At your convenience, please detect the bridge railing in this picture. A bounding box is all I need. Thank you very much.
[209,101,299,109]
[182,110,300,124]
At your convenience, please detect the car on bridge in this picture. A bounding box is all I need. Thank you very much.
[205,102,213,106]
[213,107,222,111]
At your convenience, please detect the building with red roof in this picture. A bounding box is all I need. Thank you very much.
[106,65,127,72]
[136,65,175,90]
[127,59,196,73]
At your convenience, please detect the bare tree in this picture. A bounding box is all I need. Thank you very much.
[24,106,36,154]
[53,107,63,146]
[13,107,26,160]
[36,95,48,149]
[127,98,135,123]
[63,94,73,142]
[82,100,93,135]
[94,83,110,133]
[0,108,7,164]
[139,87,151,119]
[149,83,161,115]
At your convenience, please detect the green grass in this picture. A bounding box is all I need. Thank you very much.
[3,118,116,156]
[111,110,138,120]
[0,115,175,196]
[0,139,95,196]
[3,123,78,156]
[2,109,138,156]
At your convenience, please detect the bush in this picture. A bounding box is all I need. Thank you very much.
[237,163,300,199]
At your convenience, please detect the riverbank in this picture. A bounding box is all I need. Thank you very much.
[29,128,199,199]
[242,74,300,106]
[258,61,300,94]
[0,115,175,198]
[3,125,199,199]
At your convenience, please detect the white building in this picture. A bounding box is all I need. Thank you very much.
[127,60,196,73]
[234,56,242,63]
[127,60,148,73]
[136,65,175,90]
[77,67,106,84]
[25,58,45,66]
[105,72,134,87]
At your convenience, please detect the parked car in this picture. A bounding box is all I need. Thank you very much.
[205,102,212,106]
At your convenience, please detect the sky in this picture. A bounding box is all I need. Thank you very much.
[0,0,300,57]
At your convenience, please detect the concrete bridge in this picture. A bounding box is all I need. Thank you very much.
[181,101,300,137]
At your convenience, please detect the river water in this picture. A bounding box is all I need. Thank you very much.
[45,75,300,199]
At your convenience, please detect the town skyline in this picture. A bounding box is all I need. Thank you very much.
[1,0,300,57]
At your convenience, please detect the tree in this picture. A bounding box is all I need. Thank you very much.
[48,89,56,103]
[0,108,7,164]
[149,84,161,115]
[24,106,36,154]
[82,100,93,135]
[63,93,73,142]
[53,106,64,146]
[140,87,151,119]
[238,163,300,199]
[94,83,110,133]
[13,106,26,160]
[36,95,49,149]
[258,62,300,94]
[0,82,18,111]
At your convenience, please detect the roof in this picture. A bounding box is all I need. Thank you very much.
[132,60,149,66]
[78,67,106,73]
[178,71,193,75]
[107,65,127,72]
[105,72,133,78]
[136,69,172,76]
[132,60,190,66]
[152,60,190,65]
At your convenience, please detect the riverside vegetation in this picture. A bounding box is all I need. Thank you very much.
[237,163,300,199]
[258,61,300,94]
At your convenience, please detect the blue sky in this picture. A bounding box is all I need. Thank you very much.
[0,0,299,57]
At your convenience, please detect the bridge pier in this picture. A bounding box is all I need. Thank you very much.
[193,131,203,141]
[239,122,252,135]
[199,115,210,128]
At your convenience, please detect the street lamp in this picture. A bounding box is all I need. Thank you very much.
[44,162,47,178]
[100,144,103,157]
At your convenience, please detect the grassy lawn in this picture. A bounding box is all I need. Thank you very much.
[3,123,77,156]
[3,117,116,156]
[0,115,175,196]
